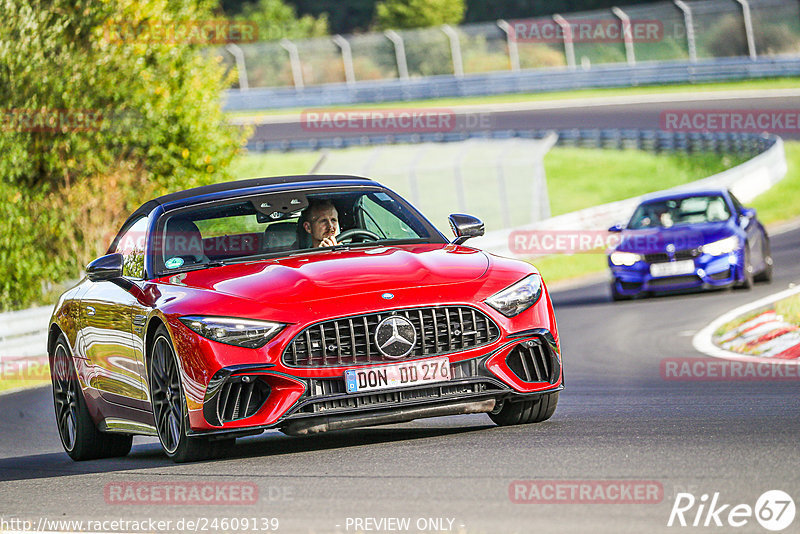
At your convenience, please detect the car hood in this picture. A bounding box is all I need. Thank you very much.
[159,243,490,304]
[614,221,734,254]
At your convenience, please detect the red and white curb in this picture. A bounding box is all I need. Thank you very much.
[693,285,800,365]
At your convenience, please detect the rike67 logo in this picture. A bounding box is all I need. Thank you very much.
[668,490,796,531]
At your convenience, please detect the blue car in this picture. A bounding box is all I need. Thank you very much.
[608,189,772,301]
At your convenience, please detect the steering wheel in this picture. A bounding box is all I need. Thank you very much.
[337,228,381,244]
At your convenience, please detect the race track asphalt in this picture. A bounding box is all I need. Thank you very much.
[1,226,798,533]
[245,92,800,146]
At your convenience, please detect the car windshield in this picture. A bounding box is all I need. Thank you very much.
[156,189,439,272]
[627,195,731,229]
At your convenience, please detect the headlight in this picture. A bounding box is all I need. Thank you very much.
[179,316,284,349]
[486,274,542,317]
[610,251,642,266]
[702,236,740,256]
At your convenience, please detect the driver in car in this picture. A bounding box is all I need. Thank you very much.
[302,199,340,248]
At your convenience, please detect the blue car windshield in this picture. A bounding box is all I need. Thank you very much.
[628,195,731,229]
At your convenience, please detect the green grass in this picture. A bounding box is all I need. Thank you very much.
[228,150,321,178]
[227,77,800,118]
[544,149,747,216]
[750,141,800,225]
[776,294,800,328]
[532,254,609,286]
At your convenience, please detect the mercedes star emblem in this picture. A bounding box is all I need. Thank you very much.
[374,316,416,359]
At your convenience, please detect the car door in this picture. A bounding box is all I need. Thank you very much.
[78,217,149,408]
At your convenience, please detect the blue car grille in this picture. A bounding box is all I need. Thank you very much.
[644,248,701,264]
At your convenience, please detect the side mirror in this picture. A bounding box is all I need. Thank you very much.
[608,224,624,233]
[87,253,124,282]
[740,207,756,219]
[448,214,485,245]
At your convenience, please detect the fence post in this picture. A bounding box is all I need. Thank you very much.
[734,0,758,59]
[673,0,698,63]
[332,34,356,85]
[384,30,410,80]
[225,44,249,91]
[553,14,576,69]
[280,38,304,89]
[441,25,464,77]
[497,19,521,72]
[611,6,636,66]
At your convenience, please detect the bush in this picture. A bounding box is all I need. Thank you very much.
[374,0,465,30]
[0,0,249,310]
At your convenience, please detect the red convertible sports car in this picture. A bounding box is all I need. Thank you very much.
[48,175,562,462]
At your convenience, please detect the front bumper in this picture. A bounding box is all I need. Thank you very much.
[184,329,563,437]
[609,250,742,297]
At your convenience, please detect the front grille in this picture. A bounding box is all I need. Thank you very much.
[506,339,556,383]
[215,377,270,423]
[647,275,700,289]
[644,249,701,264]
[283,306,500,367]
[297,359,488,414]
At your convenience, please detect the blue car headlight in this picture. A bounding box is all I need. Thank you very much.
[179,316,284,348]
[702,236,740,256]
[610,251,642,266]
[486,274,543,317]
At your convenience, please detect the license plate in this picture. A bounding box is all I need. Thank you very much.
[344,357,451,394]
[650,260,695,277]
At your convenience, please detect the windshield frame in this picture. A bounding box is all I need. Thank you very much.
[626,194,733,230]
[148,184,448,278]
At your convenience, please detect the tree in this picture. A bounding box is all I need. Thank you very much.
[374,0,465,30]
[236,0,328,41]
[0,0,248,309]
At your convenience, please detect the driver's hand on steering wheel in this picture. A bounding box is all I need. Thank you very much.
[318,234,339,248]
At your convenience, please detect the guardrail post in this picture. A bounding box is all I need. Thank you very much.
[332,34,356,85]
[611,6,636,66]
[280,38,304,89]
[441,24,464,77]
[673,0,698,63]
[553,14,576,69]
[384,30,410,80]
[225,43,249,91]
[497,19,521,72]
[735,0,758,59]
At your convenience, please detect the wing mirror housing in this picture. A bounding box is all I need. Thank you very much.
[608,224,625,233]
[87,253,124,282]
[449,214,485,245]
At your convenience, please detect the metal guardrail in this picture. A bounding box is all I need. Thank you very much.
[225,56,800,112]
[0,305,53,359]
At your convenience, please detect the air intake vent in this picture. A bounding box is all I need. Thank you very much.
[213,377,270,424]
[506,339,556,383]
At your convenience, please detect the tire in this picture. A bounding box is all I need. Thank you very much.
[754,238,773,283]
[735,243,754,290]
[148,325,232,463]
[51,335,132,461]
[489,392,559,426]
[610,282,630,302]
